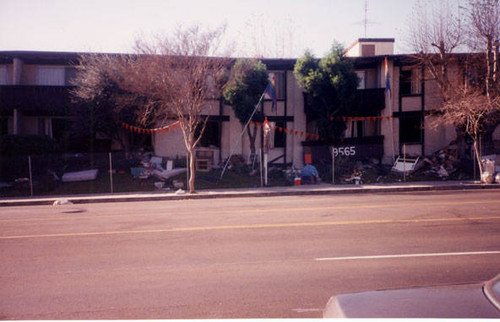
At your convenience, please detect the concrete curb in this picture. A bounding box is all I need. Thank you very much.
[1,181,499,207]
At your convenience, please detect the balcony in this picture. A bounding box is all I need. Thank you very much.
[0,85,74,116]
[356,88,385,115]
[304,88,385,116]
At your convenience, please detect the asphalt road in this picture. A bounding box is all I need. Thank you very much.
[1,190,500,319]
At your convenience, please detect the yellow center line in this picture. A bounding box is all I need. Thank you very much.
[2,199,500,223]
[1,215,500,240]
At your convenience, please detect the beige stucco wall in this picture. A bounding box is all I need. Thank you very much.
[385,62,459,160]
[287,70,306,167]
[346,41,394,57]
[401,96,421,112]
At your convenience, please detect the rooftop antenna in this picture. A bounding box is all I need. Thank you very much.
[364,0,368,37]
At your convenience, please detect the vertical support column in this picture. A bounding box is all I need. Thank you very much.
[13,57,23,135]
[13,108,19,135]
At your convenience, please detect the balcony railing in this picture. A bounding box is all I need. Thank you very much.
[0,85,74,116]
[304,88,385,116]
[356,88,385,114]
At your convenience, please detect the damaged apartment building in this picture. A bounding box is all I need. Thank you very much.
[1,38,499,172]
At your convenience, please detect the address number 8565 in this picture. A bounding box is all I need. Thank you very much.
[333,146,356,157]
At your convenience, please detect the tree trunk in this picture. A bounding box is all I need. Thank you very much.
[473,136,484,182]
[188,146,196,193]
[246,124,257,164]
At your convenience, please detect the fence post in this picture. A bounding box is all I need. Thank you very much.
[259,149,263,187]
[403,144,406,182]
[109,152,114,193]
[331,147,335,185]
[28,155,33,197]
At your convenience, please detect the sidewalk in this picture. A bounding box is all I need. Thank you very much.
[1,180,500,207]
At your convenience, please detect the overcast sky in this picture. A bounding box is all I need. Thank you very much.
[0,0,417,57]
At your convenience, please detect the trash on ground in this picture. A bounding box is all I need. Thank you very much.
[53,199,73,206]
[130,154,186,181]
[392,155,419,175]
[62,169,99,182]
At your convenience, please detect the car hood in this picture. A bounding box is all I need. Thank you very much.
[324,282,500,318]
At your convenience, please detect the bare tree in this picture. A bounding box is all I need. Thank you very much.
[467,0,500,97]
[406,0,500,170]
[238,13,303,58]
[438,85,500,180]
[72,25,231,193]
[114,25,232,193]
[406,0,464,102]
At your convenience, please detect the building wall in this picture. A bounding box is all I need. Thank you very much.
[3,50,493,168]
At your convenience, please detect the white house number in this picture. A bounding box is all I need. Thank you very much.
[333,146,356,157]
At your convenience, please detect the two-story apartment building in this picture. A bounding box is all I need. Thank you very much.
[2,39,495,170]
[0,51,79,142]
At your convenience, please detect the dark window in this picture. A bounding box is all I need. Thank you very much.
[400,114,422,143]
[52,118,67,139]
[274,121,286,147]
[0,118,8,135]
[400,70,412,96]
[272,72,285,99]
[198,121,220,148]
[38,118,46,136]
[361,44,375,56]
[356,121,364,138]
[65,68,77,85]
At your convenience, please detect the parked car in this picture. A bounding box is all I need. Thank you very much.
[323,274,500,318]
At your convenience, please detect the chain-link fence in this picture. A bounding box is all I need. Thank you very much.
[0,152,187,198]
[0,142,489,198]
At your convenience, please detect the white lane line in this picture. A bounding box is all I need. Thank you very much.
[315,250,500,261]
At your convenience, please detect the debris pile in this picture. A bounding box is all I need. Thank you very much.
[130,153,186,182]
[481,155,500,183]
[414,146,461,179]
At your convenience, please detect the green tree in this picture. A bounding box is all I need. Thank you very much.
[294,43,359,143]
[223,59,269,161]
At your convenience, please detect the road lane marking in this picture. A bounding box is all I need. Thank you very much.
[1,199,500,223]
[315,250,500,261]
[1,215,500,240]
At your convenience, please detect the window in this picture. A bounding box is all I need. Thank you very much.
[356,71,366,89]
[37,67,65,86]
[65,68,77,85]
[361,44,375,56]
[274,121,286,148]
[52,118,68,139]
[0,118,8,135]
[0,66,7,85]
[38,118,51,137]
[198,121,220,148]
[400,114,422,143]
[400,68,421,95]
[400,70,412,95]
[269,72,285,99]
